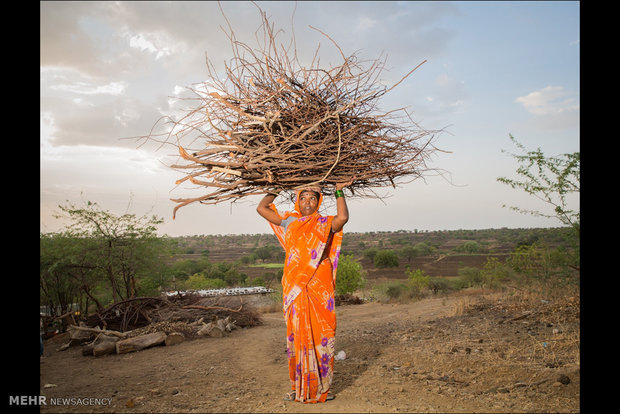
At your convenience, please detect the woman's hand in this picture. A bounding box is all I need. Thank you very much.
[335,177,355,191]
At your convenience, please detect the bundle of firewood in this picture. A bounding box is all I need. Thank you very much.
[140,8,443,218]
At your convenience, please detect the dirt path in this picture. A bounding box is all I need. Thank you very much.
[39,291,579,413]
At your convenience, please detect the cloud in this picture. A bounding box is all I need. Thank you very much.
[50,80,127,96]
[126,33,174,60]
[516,85,578,116]
[515,86,579,129]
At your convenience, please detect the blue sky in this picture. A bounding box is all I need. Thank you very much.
[40,1,579,236]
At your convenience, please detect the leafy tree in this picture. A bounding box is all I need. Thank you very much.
[454,241,481,254]
[51,200,165,303]
[374,250,399,268]
[254,245,276,262]
[498,134,580,234]
[40,233,103,316]
[335,255,366,295]
[399,245,418,263]
[362,247,379,262]
[413,241,434,256]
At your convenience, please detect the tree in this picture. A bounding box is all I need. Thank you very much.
[455,241,481,254]
[51,200,165,303]
[362,247,379,262]
[40,233,102,317]
[413,241,434,256]
[399,245,418,263]
[497,134,580,234]
[374,250,399,268]
[335,255,366,295]
[254,245,274,263]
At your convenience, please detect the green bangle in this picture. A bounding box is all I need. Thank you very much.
[334,189,344,198]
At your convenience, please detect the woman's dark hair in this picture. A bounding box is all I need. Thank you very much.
[299,190,320,199]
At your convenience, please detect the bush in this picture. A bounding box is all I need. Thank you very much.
[362,247,379,262]
[457,266,483,288]
[385,282,408,300]
[406,268,430,297]
[413,241,434,256]
[374,250,399,268]
[454,241,481,254]
[427,277,454,294]
[480,257,513,289]
[335,254,366,295]
[251,276,265,287]
[184,273,227,290]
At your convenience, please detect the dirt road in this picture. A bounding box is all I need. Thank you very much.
[39,291,579,413]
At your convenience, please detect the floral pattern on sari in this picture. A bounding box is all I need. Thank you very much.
[267,191,343,403]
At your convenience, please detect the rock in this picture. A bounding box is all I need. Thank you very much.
[335,350,346,360]
[557,374,570,385]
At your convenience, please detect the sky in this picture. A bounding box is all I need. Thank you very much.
[40,1,580,237]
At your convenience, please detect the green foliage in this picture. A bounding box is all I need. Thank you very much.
[506,242,578,291]
[405,267,430,296]
[240,253,258,265]
[373,249,399,268]
[362,247,379,262]
[169,257,211,280]
[454,241,482,254]
[399,242,434,263]
[479,257,513,289]
[413,241,434,256]
[427,277,454,294]
[335,255,366,295]
[384,282,408,300]
[498,134,580,235]
[399,245,418,262]
[184,273,227,290]
[40,200,169,319]
[253,244,283,263]
[251,276,266,287]
[457,267,483,289]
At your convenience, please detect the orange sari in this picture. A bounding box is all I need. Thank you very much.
[267,191,343,403]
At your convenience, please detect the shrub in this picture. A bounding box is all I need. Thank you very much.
[405,267,430,297]
[362,247,379,262]
[335,254,366,295]
[427,277,453,294]
[374,249,399,268]
[457,266,483,288]
[251,276,265,287]
[413,241,434,256]
[480,257,513,289]
[454,241,481,254]
[184,273,227,290]
[385,282,407,300]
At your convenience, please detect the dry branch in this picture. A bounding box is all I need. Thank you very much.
[137,5,445,217]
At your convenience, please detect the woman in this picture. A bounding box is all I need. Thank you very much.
[256,181,352,403]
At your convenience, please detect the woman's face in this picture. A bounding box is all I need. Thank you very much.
[298,191,320,216]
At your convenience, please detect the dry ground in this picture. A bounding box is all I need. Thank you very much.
[39,290,579,413]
